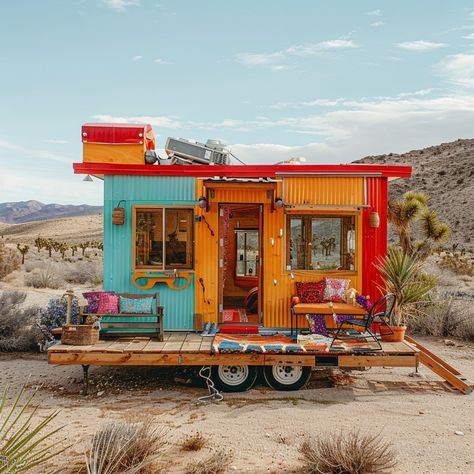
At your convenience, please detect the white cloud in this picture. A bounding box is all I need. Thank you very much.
[438,53,474,87]
[371,21,385,27]
[228,94,474,165]
[92,114,182,129]
[0,138,71,163]
[236,39,359,69]
[366,9,383,16]
[153,58,171,65]
[132,55,143,61]
[102,0,140,12]
[0,170,103,205]
[462,33,474,40]
[395,40,447,52]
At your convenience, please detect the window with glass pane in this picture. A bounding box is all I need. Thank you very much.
[235,230,259,276]
[165,209,193,268]
[287,215,356,271]
[135,208,193,269]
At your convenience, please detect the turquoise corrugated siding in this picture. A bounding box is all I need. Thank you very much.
[104,176,196,330]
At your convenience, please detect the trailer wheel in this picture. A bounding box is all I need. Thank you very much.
[211,365,257,392]
[263,365,311,391]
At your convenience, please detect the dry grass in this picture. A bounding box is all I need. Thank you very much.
[409,297,474,341]
[24,264,62,289]
[299,430,396,474]
[0,291,43,351]
[439,253,474,277]
[85,420,167,474]
[180,431,208,451]
[184,449,233,474]
[0,240,20,279]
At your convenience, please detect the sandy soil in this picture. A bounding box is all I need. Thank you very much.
[0,337,472,474]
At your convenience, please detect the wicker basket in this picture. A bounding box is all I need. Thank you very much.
[61,324,99,345]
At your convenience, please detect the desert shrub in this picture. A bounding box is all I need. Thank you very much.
[63,260,103,285]
[0,291,44,351]
[85,420,166,474]
[439,254,474,276]
[299,430,396,474]
[180,432,208,451]
[25,264,62,289]
[0,241,20,279]
[0,382,66,472]
[185,449,233,474]
[409,296,474,341]
[39,296,80,333]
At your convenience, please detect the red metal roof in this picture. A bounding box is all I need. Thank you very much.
[73,162,412,179]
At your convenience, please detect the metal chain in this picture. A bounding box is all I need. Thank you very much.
[197,366,223,403]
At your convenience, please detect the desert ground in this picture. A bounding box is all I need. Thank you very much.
[1,216,473,473]
[0,338,473,474]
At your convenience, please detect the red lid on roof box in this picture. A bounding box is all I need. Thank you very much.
[81,123,155,150]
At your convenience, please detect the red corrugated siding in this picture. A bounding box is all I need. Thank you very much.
[362,177,388,301]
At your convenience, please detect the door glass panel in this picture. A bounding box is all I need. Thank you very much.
[235,230,259,276]
[135,209,163,267]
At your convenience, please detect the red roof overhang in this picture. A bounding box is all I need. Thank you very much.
[73,162,412,180]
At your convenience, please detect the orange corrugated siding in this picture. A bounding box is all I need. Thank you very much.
[283,177,363,205]
[194,177,365,328]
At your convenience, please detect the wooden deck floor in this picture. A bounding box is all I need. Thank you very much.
[48,332,419,369]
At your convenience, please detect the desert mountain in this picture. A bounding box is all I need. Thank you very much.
[354,138,474,250]
[0,200,103,224]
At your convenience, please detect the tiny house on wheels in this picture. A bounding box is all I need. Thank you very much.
[51,122,439,394]
[77,123,411,333]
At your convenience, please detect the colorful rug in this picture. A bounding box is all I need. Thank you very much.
[221,309,249,323]
[212,334,375,354]
[212,334,309,354]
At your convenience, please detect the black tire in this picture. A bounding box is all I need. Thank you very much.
[211,365,258,392]
[263,365,312,391]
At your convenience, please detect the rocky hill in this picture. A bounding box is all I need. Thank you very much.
[0,200,103,224]
[354,138,474,250]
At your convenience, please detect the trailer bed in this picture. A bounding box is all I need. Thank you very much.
[48,332,419,369]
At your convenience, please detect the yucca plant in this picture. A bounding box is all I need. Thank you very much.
[85,421,166,474]
[0,381,66,473]
[376,246,437,326]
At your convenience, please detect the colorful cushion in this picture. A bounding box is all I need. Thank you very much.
[323,278,350,303]
[295,281,326,303]
[119,296,154,314]
[82,291,106,314]
[96,293,120,314]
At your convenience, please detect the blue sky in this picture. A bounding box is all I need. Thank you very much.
[1,0,474,205]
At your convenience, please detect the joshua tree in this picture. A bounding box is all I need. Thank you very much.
[43,239,54,258]
[16,243,29,264]
[97,241,104,251]
[59,242,69,259]
[51,240,62,254]
[79,241,90,256]
[388,191,449,258]
[34,236,45,252]
[70,244,78,256]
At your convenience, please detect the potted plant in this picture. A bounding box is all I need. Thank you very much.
[376,246,437,342]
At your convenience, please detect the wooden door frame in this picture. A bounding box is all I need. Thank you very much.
[218,203,263,324]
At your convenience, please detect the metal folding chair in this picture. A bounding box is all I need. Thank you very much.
[330,294,396,350]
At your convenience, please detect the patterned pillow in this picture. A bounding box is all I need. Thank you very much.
[96,293,120,314]
[323,278,350,303]
[295,281,326,304]
[119,296,154,314]
[82,291,105,314]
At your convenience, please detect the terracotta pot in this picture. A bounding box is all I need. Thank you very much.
[380,325,406,342]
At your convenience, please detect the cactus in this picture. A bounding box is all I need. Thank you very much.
[79,241,90,256]
[71,244,78,256]
[34,236,45,252]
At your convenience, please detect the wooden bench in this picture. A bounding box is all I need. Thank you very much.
[80,293,164,341]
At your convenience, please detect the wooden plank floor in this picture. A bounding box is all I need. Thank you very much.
[48,332,419,368]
